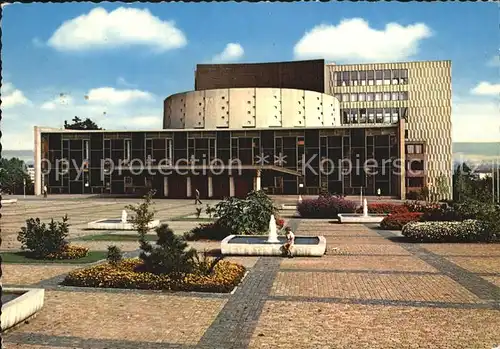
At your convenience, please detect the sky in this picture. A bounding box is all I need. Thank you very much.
[1,2,499,150]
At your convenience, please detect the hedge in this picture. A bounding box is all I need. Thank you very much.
[380,212,423,230]
[62,258,246,293]
[401,220,496,242]
[297,196,357,218]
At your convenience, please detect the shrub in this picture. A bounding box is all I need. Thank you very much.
[406,191,420,200]
[420,203,462,222]
[45,245,89,260]
[276,218,285,229]
[125,190,157,253]
[357,203,409,215]
[62,258,246,293]
[215,190,278,234]
[401,220,496,242]
[403,201,437,213]
[380,212,423,230]
[184,222,232,241]
[139,224,197,277]
[297,196,357,218]
[17,215,70,258]
[205,204,216,219]
[107,245,123,266]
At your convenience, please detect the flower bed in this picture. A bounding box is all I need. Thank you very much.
[62,258,246,293]
[297,196,357,218]
[45,245,89,260]
[380,212,423,230]
[401,220,496,242]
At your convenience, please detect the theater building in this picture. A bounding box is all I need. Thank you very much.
[34,59,452,199]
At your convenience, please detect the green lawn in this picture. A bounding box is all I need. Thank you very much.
[1,251,108,264]
[77,233,157,242]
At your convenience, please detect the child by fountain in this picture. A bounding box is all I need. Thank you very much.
[282,226,295,258]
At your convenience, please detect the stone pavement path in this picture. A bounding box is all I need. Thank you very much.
[2,199,500,348]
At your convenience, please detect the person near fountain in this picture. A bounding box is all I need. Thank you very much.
[282,226,295,258]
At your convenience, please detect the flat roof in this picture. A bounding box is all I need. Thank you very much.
[38,124,399,134]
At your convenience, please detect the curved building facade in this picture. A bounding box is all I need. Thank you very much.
[163,88,340,130]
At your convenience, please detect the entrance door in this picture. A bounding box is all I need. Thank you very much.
[234,175,253,198]
[212,176,230,199]
[168,175,187,198]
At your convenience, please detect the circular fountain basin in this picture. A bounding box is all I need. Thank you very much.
[221,235,326,257]
[228,236,320,245]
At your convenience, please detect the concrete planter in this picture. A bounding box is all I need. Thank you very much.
[221,235,327,257]
[337,213,386,224]
[87,219,160,230]
[2,288,45,331]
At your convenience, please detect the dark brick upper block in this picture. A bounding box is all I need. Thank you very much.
[195,59,325,93]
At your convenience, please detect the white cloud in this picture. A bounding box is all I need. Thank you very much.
[123,115,162,128]
[212,43,245,63]
[47,7,187,52]
[487,56,500,67]
[470,81,500,96]
[116,77,137,88]
[294,18,432,62]
[1,82,30,109]
[32,37,44,48]
[453,99,500,142]
[85,87,154,105]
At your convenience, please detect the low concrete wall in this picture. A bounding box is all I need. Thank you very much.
[87,219,160,230]
[2,288,45,331]
[221,235,327,256]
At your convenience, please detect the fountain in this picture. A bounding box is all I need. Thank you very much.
[87,209,160,230]
[121,210,128,223]
[337,197,387,224]
[363,198,369,217]
[267,215,280,243]
[220,215,326,256]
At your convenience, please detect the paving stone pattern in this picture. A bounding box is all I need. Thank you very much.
[2,198,500,348]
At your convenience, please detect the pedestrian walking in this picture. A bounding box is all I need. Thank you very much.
[194,188,202,205]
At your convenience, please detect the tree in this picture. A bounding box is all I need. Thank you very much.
[64,116,102,130]
[0,157,33,195]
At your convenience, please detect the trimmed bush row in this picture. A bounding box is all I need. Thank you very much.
[62,258,246,293]
[380,212,423,230]
[297,196,357,218]
[401,220,497,242]
[357,203,410,215]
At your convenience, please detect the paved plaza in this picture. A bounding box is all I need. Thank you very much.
[1,196,499,348]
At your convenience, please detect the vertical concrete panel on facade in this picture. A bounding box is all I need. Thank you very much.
[304,90,323,127]
[169,93,187,129]
[281,89,305,128]
[34,126,42,196]
[204,89,229,128]
[255,88,282,127]
[228,88,256,128]
[185,91,205,128]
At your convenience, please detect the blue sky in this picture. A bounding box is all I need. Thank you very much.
[2,2,499,150]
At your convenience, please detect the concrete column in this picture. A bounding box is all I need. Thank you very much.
[34,126,42,196]
[208,176,213,198]
[163,177,168,197]
[229,176,235,197]
[187,177,192,197]
[254,170,261,191]
[399,119,406,200]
